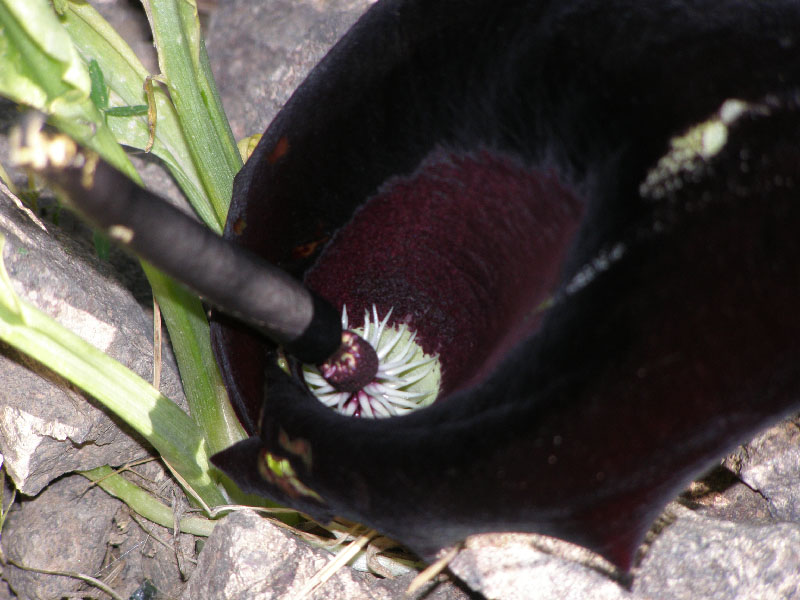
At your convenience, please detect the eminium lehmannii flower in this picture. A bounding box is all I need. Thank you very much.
[302,305,441,417]
[208,0,800,576]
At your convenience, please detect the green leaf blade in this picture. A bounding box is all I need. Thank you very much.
[0,235,226,506]
[61,1,221,232]
[147,0,241,228]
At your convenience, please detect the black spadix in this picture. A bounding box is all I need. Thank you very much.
[209,0,800,573]
[10,116,343,367]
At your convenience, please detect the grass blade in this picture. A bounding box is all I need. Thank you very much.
[59,1,220,231]
[0,234,226,506]
[144,0,241,227]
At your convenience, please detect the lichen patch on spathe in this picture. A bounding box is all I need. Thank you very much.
[639,98,753,199]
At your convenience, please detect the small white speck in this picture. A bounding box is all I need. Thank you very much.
[108,225,134,243]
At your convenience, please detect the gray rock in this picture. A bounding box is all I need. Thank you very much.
[206,0,377,139]
[448,533,630,600]
[684,465,774,524]
[180,509,471,600]
[0,195,186,496]
[634,506,800,600]
[728,418,800,523]
[3,474,122,599]
[91,0,158,73]
[0,581,12,600]
[95,460,201,598]
[3,463,199,600]
[446,498,800,600]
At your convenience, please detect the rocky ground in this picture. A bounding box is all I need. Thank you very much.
[1,1,800,599]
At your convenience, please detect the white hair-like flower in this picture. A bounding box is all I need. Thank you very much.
[303,306,440,418]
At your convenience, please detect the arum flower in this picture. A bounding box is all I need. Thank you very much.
[22,0,798,574]
[210,0,800,572]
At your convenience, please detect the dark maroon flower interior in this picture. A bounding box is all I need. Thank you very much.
[210,0,800,573]
[305,149,584,397]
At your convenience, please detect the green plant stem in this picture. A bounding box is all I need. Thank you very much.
[145,265,246,456]
[81,466,216,537]
[145,0,241,228]
[59,1,220,231]
[53,1,245,452]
